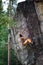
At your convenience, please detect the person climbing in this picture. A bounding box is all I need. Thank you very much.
[19,34,32,46]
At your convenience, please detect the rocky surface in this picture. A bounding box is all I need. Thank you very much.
[35,2,43,32]
[10,1,43,65]
[26,0,43,2]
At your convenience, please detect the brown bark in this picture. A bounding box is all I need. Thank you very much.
[8,0,12,65]
[8,35,10,65]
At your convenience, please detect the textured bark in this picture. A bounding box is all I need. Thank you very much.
[10,1,43,65]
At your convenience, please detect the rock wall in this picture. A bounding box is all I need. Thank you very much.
[35,2,43,33]
[10,1,43,65]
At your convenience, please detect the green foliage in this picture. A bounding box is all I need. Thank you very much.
[7,0,17,16]
[0,0,3,14]
[0,47,8,65]
[0,8,21,65]
[0,47,22,65]
[0,14,8,46]
[0,1,21,65]
[0,13,16,45]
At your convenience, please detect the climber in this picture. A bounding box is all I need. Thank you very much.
[19,34,32,46]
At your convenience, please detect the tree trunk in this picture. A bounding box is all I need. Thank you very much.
[8,0,12,65]
[8,34,11,65]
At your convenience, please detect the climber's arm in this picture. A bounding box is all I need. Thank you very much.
[23,38,32,46]
[19,34,32,46]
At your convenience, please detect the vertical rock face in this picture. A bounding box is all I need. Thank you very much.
[35,2,43,33]
[10,1,43,65]
[11,11,32,65]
